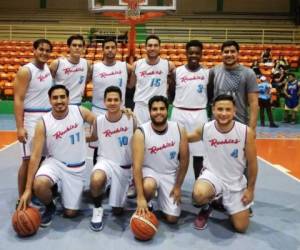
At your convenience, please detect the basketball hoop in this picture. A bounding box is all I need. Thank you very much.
[125,1,141,19]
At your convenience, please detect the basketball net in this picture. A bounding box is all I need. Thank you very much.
[125,0,141,19]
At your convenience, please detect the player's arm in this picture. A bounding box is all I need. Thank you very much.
[170,127,189,205]
[49,58,59,78]
[132,128,148,215]
[283,82,290,98]
[187,126,203,143]
[247,92,258,136]
[167,67,176,103]
[79,106,97,142]
[14,67,30,143]
[127,62,137,89]
[86,60,93,83]
[241,127,258,206]
[17,120,46,210]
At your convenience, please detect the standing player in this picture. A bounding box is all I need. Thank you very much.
[50,34,91,105]
[189,94,258,233]
[208,40,258,135]
[17,85,96,227]
[133,96,189,224]
[90,37,132,165]
[170,40,209,179]
[128,35,175,125]
[87,86,136,231]
[14,38,53,198]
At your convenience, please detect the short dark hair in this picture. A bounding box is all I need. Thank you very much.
[213,94,235,106]
[221,40,239,52]
[48,84,69,98]
[104,86,122,100]
[33,39,53,51]
[145,34,161,46]
[67,34,85,47]
[186,40,203,51]
[148,95,169,111]
[102,37,117,49]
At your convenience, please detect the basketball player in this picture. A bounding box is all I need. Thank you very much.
[87,86,136,231]
[169,40,209,180]
[17,85,96,228]
[133,95,189,224]
[128,35,175,125]
[90,37,132,165]
[50,34,91,105]
[189,94,258,233]
[14,39,53,198]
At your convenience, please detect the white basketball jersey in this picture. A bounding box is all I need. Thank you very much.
[97,114,134,166]
[203,120,247,190]
[173,65,209,109]
[42,105,86,169]
[133,58,169,104]
[141,121,180,175]
[54,57,88,105]
[23,63,52,112]
[92,61,127,110]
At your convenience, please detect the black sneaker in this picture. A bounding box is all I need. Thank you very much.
[41,203,56,227]
[249,207,253,217]
[269,123,279,128]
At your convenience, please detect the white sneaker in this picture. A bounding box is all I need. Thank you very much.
[127,184,136,199]
[90,207,104,231]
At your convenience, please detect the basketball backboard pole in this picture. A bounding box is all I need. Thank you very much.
[91,0,173,63]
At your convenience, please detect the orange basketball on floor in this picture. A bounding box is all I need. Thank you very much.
[130,211,159,241]
[12,207,41,237]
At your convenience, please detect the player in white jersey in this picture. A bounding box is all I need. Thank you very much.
[87,86,136,231]
[50,34,91,105]
[170,40,209,180]
[128,35,175,125]
[90,37,132,164]
[188,94,258,233]
[17,85,96,228]
[132,96,189,224]
[14,39,53,199]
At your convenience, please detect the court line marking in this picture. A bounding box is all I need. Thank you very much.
[258,156,300,183]
[0,141,18,152]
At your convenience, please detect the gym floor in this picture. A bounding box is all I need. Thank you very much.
[0,114,299,250]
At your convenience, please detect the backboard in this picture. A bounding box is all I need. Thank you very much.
[89,0,176,12]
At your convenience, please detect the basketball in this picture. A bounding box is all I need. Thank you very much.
[12,207,41,237]
[130,211,159,241]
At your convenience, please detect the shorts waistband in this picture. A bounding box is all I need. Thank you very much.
[62,161,85,168]
[120,164,131,169]
[174,106,206,111]
[24,108,51,112]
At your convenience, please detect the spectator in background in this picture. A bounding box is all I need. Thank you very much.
[261,48,272,64]
[251,60,262,77]
[258,76,278,128]
[283,73,300,124]
[271,65,286,107]
[277,55,289,70]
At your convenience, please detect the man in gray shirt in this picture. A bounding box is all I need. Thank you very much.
[208,40,258,134]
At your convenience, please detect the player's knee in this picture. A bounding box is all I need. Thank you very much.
[232,218,249,233]
[112,207,124,216]
[33,177,50,194]
[192,190,207,205]
[64,209,78,218]
[165,214,178,224]
[90,171,106,188]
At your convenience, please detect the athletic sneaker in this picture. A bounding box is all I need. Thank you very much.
[41,203,56,227]
[194,206,213,230]
[127,184,136,199]
[90,207,104,231]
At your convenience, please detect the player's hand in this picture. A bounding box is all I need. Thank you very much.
[17,127,28,143]
[17,189,32,211]
[121,108,134,119]
[136,197,149,217]
[241,188,254,206]
[170,186,181,205]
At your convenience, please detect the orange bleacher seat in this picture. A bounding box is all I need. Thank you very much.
[3,82,14,97]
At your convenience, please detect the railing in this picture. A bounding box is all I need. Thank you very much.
[0,24,300,44]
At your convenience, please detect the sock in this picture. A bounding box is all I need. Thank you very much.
[93,194,103,208]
